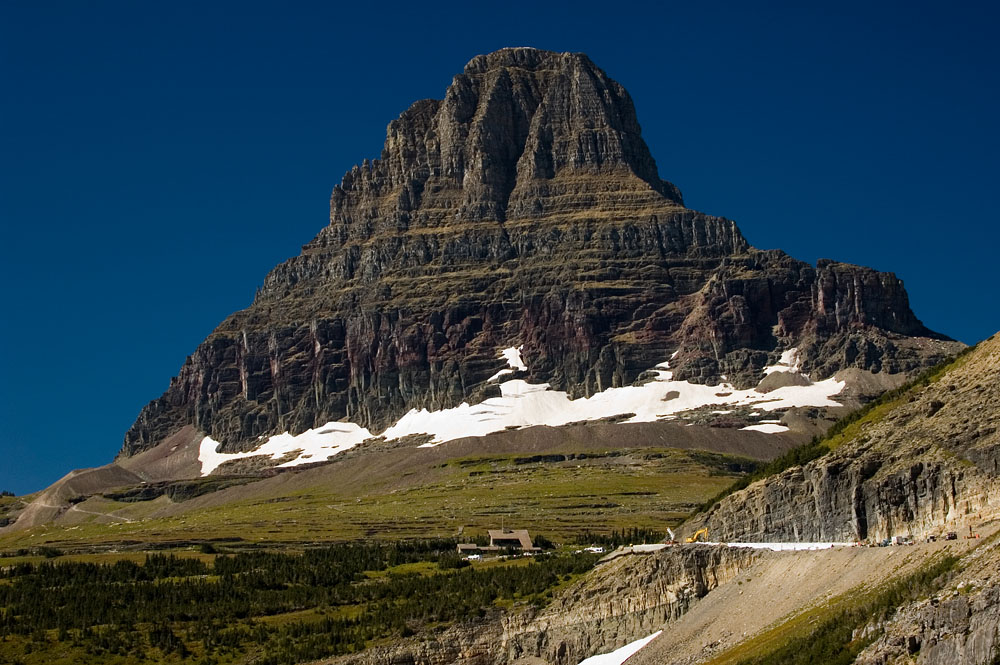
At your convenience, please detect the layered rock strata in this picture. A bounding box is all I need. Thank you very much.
[856,536,1000,665]
[121,48,959,458]
[328,545,762,665]
[697,333,1000,543]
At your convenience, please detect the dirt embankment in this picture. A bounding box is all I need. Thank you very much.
[628,534,990,665]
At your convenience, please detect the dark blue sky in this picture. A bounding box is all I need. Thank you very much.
[2,1,997,495]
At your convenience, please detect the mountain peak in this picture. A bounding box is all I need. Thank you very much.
[119,50,960,460]
[314,47,683,247]
[461,47,590,74]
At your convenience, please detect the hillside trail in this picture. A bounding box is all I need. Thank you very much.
[65,503,136,523]
[28,501,136,524]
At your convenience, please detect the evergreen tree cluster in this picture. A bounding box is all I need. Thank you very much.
[573,527,664,547]
[0,542,599,664]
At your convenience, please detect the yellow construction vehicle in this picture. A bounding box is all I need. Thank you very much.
[685,528,708,543]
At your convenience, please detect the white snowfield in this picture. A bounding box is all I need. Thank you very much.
[199,423,373,475]
[198,346,844,475]
[487,345,527,382]
[577,630,663,665]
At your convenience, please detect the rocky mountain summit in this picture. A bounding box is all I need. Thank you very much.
[121,48,960,460]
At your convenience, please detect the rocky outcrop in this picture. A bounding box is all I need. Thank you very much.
[859,585,1000,665]
[505,546,761,664]
[698,334,1000,543]
[855,538,1000,665]
[120,48,960,458]
[326,546,762,665]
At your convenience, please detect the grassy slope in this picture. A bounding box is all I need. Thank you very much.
[699,530,998,665]
[0,448,748,551]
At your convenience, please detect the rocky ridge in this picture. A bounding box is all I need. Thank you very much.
[121,48,960,459]
[695,333,1000,544]
[855,535,1000,665]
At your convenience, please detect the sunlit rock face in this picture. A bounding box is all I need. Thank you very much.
[120,48,960,459]
[698,333,1000,543]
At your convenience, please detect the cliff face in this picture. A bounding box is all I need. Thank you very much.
[121,48,958,457]
[328,546,761,665]
[856,538,1000,665]
[700,334,1000,543]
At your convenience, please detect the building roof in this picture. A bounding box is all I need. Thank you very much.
[488,529,535,550]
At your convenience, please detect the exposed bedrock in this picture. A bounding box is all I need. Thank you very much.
[120,48,960,457]
[326,546,762,665]
[697,334,1000,543]
[855,556,1000,665]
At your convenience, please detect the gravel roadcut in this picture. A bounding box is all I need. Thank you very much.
[624,531,991,665]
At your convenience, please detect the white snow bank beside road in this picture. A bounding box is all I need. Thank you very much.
[698,542,857,551]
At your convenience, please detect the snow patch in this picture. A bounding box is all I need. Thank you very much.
[577,631,663,665]
[487,368,514,383]
[402,365,841,447]
[741,423,790,434]
[489,346,528,382]
[763,347,802,375]
[197,347,845,475]
[198,422,373,475]
[501,346,527,371]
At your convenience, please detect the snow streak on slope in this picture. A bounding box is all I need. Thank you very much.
[199,423,372,475]
[197,347,844,475]
[741,423,792,434]
[763,347,801,374]
[487,345,527,382]
[577,630,663,665]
